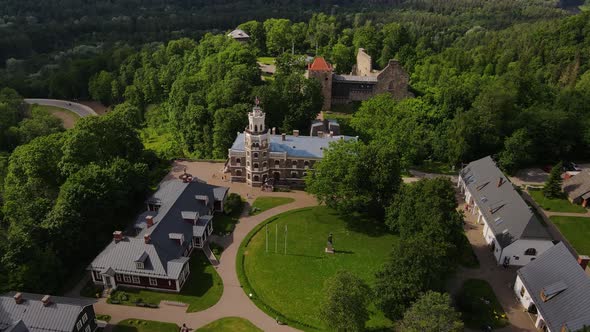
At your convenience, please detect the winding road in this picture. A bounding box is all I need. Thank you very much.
[24,98,98,117]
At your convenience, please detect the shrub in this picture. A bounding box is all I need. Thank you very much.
[224,193,243,215]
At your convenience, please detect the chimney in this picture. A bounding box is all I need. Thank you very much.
[145,215,154,228]
[293,130,299,137]
[497,177,505,187]
[281,133,286,141]
[144,234,151,244]
[113,231,123,242]
[317,131,324,138]
[578,255,590,270]
[13,292,23,304]
[41,295,51,307]
[272,127,276,135]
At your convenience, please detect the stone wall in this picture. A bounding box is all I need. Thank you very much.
[308,70,332,111]
[374,60,412,100]
[355,48,374,76]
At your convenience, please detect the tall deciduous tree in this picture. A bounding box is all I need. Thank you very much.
[319,271,371,332]
[263,18,292,55]
[399,291,464,332]
[89,70,115,105]
[498,128,534,175]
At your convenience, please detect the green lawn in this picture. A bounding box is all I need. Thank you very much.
[238,206,397,330]
[114,319,178,332]
[456,279,509,329]
[250,196,295,215]
[257,56,276,65]
[108,251,223,312]
[529,189,586,213]
[550,216,590,254]
[196,317,262,332]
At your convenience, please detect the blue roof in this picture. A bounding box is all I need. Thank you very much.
[230,133,355,158]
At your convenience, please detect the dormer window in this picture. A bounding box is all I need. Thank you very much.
[136,262,144,269]
[540,281,568,302]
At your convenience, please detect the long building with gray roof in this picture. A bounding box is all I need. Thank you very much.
[458,156,554,266]
[0,292,97,332]
[88,178,228,292]
[514,242,590,331]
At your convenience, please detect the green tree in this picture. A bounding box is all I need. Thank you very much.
[498,128,534,175]
[88,70,115,105]
[319,271,371,332]
[543,162,563,198]
[237,20,266,54]
[399,291,463,332]
[306,140,401,217]
[213,103,249,158]
[329,42,355,74]
[352,23,381,66]
[263,18,292,55]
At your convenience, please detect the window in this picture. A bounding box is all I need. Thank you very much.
[254,175,259,182]
[247,174,251,179]
[254,163,259,169]
[123,275,131,283]
[520,286,526,297]
[149,278,158,286]
[76,321,83,330]
[524,248,537,256]
[85,326,91,332]
[247,161,250,166]
[304,160,309,167]
[291,172,298,178]
[303,172,308,177]
[263,152,267,157]
[136,262,144,269]
[82,313,88,324]
[132,275,140,284]
[236,158,241,164]
[236,170,242,176]
[262,162,267,168]
[116,274,122,282]
[292,160,298,166]
[254,152,258,158]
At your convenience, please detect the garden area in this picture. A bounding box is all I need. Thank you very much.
[249,196,294,215]
[196,317,262,332]
[528,188,586,213]
[238,206,398,330]
[455,279,509,329]
[108,252,223,312]
[550,216,590,254]
[113,319,178,332]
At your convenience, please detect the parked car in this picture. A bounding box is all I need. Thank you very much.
[563,161,581,172]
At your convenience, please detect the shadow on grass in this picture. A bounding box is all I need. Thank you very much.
[339,211,391,238]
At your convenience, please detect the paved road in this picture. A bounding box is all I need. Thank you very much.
[24,98,98,117]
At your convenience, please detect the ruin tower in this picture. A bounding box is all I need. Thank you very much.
[244,99,270,187]
[307,57,333,111]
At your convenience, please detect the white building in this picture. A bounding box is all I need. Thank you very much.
[514,242,590,331]
[458,156,554,266]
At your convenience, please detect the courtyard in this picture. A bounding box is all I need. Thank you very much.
[550,215,590,254]
[238,206,397,330]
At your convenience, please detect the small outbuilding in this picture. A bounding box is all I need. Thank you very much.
[227,29,250,44]
[563,170,590,206]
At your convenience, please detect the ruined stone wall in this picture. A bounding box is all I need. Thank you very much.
[374,60,413,100]
[308,70,333,111]
[355,48,374,76]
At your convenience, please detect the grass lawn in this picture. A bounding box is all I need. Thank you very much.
[412,160,457,175]
[529,189,586,213]
[196,317,262,332]
[114,319,178,332]
[108,251,223,312]
[550,216,590,254]
[33,104,80,129]
[238,206,397,330]
[257,56,276,65]
[456,279,509,329]
[250,196,295,215]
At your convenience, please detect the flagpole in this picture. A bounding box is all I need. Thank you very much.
[284,225,287,255]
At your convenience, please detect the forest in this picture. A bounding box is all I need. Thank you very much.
[0,0,589,295]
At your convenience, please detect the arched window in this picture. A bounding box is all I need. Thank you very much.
[247,161,250,167]
[254,152,258,158]
[304,161,309,167]
[292,160,298,167]
[275,160,280,166]
[254,163,259,169]
[236,170,242,176]
[236,158,241,165]
[291,172,298,178]
[254,125,258,132]
[524,248,537,256]
[247,174,251,179]
[262,162,267,168]
[303,172,308,177]
[254,175,260,182]
[263,152,267,157]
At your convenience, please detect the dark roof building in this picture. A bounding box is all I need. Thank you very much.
[563,170,590,206]
[0,292,97,332]
[227,29,250,43]
[515,243,590,332]
[88,178,228,292]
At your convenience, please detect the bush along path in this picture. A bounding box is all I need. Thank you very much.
[93,190,317,331]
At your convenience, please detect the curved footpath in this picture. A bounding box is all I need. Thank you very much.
[93,192,317,331]
[24,98,98,117]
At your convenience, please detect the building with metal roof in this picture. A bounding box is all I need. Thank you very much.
[226,103,355,187]
[514,242,590,331]
[88,178,228,292]
[458,156,553,266]
[563,170,590,206]
[227,29,250,43]
[0,292,97,332]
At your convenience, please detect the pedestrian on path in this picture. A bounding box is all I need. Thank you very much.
[180,323,189,332]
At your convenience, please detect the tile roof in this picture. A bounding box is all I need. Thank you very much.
[308,57,332,71]
[230,133,355,159]
[89,179,227,279]
[517,243,590,331]
[0,292,95,332]
[461,156,551,248]
[563,170,590,200]
[227,29,249,39]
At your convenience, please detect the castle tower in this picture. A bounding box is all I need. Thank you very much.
[244,98,270,187]
[307,57,333,111]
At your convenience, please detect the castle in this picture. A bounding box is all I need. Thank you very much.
[307,48,412,111]
[226,100,354,187]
